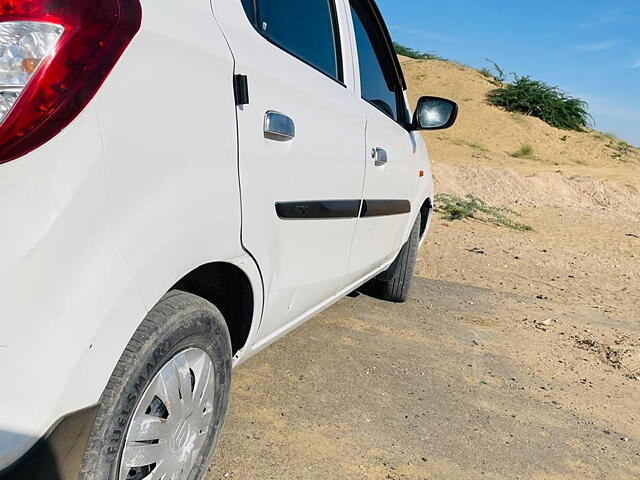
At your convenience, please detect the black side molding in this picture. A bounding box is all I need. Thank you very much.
[276,200,361,219]
[275,199,411,220]
[361,199,411,217]
[0,405,99,480]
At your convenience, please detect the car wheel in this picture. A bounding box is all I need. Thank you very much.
[363,212,421,303]
[79,290,232,480]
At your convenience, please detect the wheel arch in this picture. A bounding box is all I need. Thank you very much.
[171,261,257,355]
[418,197,433,241]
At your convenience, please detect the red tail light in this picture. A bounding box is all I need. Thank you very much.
[0,0,142,165]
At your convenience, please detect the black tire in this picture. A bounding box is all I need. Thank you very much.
[363,212,421,303]
[79,291,232,480]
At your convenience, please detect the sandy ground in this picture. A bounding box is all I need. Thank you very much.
[205,58,639,479]
[206,275,640,479]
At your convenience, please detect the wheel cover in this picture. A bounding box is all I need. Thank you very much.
[119,348,216,480]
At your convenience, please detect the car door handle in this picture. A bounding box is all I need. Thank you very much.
[264,111,295,141]
[372,147,388,166]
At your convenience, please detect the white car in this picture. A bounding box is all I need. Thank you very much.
[0,0,457,478]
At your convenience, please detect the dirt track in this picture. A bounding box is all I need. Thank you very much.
[206,273,639,480]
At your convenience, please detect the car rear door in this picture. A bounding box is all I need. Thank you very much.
[345,0,418,281]
[211,0,366,343]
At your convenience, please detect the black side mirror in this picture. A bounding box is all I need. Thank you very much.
[412,96,458,131]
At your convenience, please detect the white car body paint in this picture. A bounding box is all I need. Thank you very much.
[0,0,435,471]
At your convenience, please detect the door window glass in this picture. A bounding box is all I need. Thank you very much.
[241,0,254,20]
[350,2,400,121]
[255,0,342,81]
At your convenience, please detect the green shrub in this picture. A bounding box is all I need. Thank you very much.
[393,42,445,60]
[435,194,532,231]
[487,76,592,131]
[513,144,535,158]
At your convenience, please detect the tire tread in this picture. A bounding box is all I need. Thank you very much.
[79,291,231,480]
[373,212,421,303]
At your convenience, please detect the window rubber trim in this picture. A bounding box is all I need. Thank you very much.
[352,0,406,91]
[350,0,411,127]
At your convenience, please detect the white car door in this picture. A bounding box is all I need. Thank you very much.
[346,0,419,281]
[212,0,366,343]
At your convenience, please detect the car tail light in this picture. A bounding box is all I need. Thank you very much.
[0,0,142,165]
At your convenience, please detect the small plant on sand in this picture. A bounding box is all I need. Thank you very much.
[593,131,616,142]
[513,144,535,158]
[510,112,529,126]
[453,139,488,152]
[605,136,635,161]
[487,76,592,131]
[594,132,638,160]
[608,139,634,161]
[479,59,506,85]
[393,42,445,60]
[435,194,532,232]
[478,67,493,79]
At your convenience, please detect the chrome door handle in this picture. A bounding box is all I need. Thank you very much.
[372,147,388,166]
[264,111,295,141]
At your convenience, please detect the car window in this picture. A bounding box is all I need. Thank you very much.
[241,0,254,20]
[254,0,342,81]
[350,1,400,122]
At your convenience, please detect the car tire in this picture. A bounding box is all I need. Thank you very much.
[79,290,232,480]
[363,212,421,303]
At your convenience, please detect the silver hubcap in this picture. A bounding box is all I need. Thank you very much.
[119,348,216,480]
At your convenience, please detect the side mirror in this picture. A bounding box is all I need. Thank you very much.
[412,96,458,131]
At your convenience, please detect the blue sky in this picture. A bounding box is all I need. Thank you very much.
[377,0,640,146]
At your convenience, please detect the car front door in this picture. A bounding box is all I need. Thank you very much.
[345,0,419,282]
[212,0,366,344]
